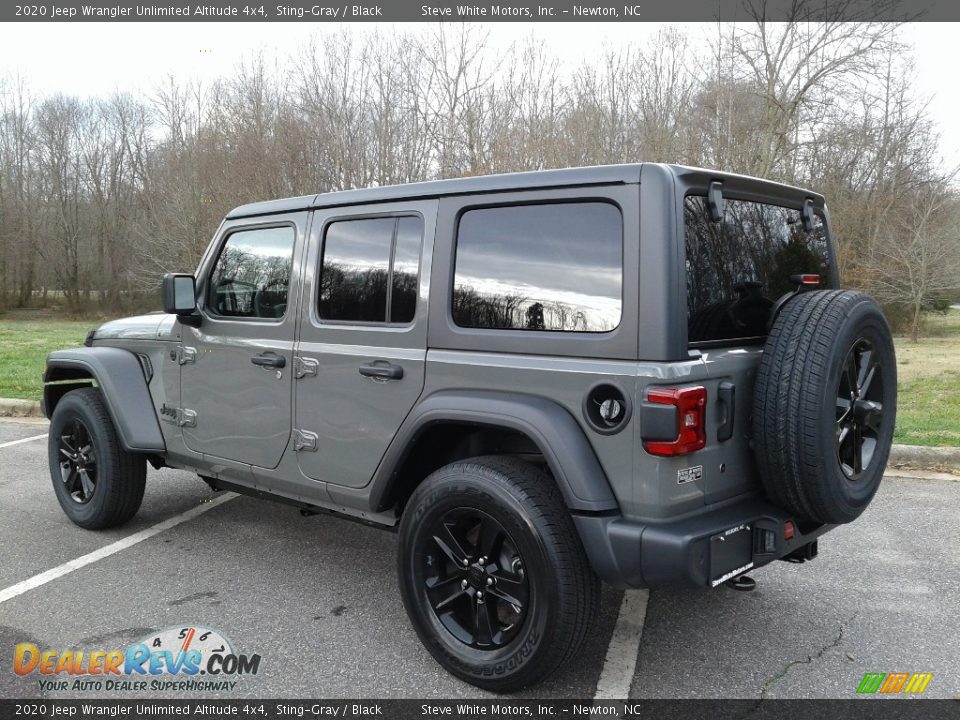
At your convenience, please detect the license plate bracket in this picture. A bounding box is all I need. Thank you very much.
[709,523,754,587]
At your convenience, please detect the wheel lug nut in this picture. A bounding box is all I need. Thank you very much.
[478,557,485,566]
[486,577,493,586]
[476,591,483,601]
[462,559,469,567]
[461,579,468,589]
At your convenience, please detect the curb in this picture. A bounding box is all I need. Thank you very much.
[888,444,960,472]
[885,469,960,483]
[0,398,42,418]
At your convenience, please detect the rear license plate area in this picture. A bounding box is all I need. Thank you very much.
[709,523,754,587]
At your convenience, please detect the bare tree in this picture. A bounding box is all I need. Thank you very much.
[867,185,960,341]
[730,1,903,179]
[413,25,500,177]
[0,23,957,333]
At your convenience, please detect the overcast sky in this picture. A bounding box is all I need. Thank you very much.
[1,22,957,167]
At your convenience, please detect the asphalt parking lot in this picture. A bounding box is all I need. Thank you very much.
[0,417,957,700]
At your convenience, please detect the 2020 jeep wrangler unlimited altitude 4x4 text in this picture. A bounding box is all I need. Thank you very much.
[44,164,896,691]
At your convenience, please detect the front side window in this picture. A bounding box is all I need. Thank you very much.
[684,196,831,345]
[453,202,623,333]
[319,215,423,323]
[208,226,296,319]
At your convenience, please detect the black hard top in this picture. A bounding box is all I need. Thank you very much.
[225,163,822,219]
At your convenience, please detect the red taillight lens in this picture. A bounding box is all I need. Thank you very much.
[784,520,795,540]
[790,273,821,286]
[644,385,707,456]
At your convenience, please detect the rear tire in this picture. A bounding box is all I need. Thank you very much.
[753,290,896,524]
[397,455,599,692]
[48,387,146,529]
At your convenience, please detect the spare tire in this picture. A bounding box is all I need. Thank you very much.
[753,290,896,524]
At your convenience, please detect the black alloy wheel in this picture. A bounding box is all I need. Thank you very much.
[423,507,529,649]
[58,418,98,504]
[835,338,885,479]
[397,456,599,691]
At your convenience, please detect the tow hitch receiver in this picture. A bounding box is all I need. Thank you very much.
[782,540,819,564]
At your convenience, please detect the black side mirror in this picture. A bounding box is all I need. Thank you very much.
[161,273,199,321]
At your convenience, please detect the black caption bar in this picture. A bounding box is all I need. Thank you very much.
[1,0,955,22]
[1,700,960,720]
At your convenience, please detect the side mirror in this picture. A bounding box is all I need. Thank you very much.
[162,273,197,316]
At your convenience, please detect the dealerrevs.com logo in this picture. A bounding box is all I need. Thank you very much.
[13,625,261,693]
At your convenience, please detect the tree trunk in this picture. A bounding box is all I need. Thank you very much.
[910,300,923,343]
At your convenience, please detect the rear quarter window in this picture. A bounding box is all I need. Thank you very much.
[684,195,831,346]
[453,202,623,333]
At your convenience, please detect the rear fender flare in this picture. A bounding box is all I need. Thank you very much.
[370,390,619,513]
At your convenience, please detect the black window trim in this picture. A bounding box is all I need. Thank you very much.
[315,210,425,328]
[201,220,299,325]
[450,198,626,335]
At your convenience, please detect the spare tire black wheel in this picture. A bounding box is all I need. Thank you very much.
[753,290,896,525]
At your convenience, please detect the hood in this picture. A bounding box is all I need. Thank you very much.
[93,313,179,342]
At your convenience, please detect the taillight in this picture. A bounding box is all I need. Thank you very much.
[790,273,821,287]
[644,385,707,456]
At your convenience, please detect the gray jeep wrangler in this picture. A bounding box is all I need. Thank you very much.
[43,164,896,691]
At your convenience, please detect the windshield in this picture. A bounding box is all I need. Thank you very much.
[684,195,832,346]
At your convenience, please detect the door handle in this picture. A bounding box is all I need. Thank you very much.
[251,352,286,369]
[359,361,403,381]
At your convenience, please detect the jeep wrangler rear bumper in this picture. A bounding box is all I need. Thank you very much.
[572,497,836,589]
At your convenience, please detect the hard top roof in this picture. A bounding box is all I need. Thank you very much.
[225,163,824,219]
[226,164,644,219]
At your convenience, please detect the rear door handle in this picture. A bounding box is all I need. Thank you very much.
[359,361,403,381]
[251,352,286,368]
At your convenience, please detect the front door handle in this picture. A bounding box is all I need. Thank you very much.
[359,361,403,381]
[251,352,286,369]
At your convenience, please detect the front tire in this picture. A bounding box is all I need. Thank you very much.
[48,387,146,529]
[397,456,599,692]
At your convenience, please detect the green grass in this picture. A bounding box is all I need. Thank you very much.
[0,319,93,400]
[1,308,958,447]
[893,375,960,447]
[893,309,960,448]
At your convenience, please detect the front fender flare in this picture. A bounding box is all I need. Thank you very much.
[44,347,165,453]
[370,390,619,513]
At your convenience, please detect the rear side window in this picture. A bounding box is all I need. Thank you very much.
[684,196,830,345]
[453,202,622,333]
[319,215,423,324]
[208,226,296,319]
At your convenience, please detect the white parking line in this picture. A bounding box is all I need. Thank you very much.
[0,433,48,449]
[0,493,237,605]
[594,589,650,701]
